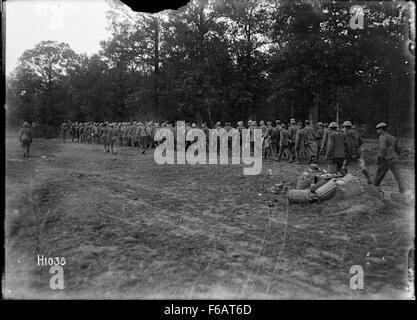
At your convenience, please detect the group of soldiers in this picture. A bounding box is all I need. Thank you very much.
[61,121,156,154]
[57,118,407,193]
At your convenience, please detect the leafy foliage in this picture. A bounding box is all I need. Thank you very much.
[6,0,414,136]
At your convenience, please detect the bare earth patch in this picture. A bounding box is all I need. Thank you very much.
[4,138,415,299]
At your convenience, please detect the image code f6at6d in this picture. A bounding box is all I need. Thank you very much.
[208,305,251,315]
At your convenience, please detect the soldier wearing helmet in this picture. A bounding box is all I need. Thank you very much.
[325,122,348,175]
[259,120,267,136]
[61,122,69,143]
[374,123,406,193]
[342,120,362,161]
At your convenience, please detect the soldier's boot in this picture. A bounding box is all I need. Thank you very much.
[294,154,301,164]
[362,169,373,185]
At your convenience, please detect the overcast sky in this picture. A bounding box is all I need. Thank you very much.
[5,0,114,75]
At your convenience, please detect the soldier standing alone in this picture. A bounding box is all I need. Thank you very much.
[373,122,406,193]
[61,122,68,143]
[19,122,33,158]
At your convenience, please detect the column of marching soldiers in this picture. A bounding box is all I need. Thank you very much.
[58,118,407,193]
[60,118,363,166]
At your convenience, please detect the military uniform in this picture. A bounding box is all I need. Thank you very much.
[106,123,120,153]
[61,123,68,142]
[277,125,294,162]
[288,120,298,159]
[374,123,406,193]
[315,122,324,159]
[304,121,316,163]
[69,123,76,142]
[102,123,109,151]
[326,123,348,174]
[19,122,33,157]
[295,124,309,163]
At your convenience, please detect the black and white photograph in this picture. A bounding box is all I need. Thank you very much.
[2,0,415,301]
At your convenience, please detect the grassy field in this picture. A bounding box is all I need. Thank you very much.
[4,137,415,299]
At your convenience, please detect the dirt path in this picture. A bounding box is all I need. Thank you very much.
[4,138,414,299]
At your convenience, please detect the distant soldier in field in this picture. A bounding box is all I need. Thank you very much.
[295,122,308,164]
[121,122,128,147]
[342,121,362,161]
[91,123,99,144]
[19,122,33,158]
[304,120,316,164]
[275,120,282,131]
[268,122,280,160]
[373,122,406,193]
[102,122,109,151]
[259,121,268,136]
[320,122,330,155]
[106,123,120,154]
[61,122,69,143]
[249,120,259,156]
[277,124,294,162]
[128,122,136,147]
[142,121,154,154]
[74,122,80,142]
[69,122,76,142]
[79,123,84,143]
[97,123,103,145]
[326,122,348,175]
[87,122,92,143]
[288,118,298,159]
[341,120,373,183]
[117,122,123,147]
[315,122,324,160]
[136,122,146,153]
[263,121,274,158]
[83,122,90,143]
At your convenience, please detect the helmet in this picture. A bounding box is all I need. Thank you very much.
[342,121,352,127]
[376,122,387,129]
[329,122,338,128]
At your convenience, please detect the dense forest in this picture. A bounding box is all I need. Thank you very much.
[6,0,415,136]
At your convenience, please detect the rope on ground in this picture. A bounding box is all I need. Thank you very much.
[238,201,278,298]
[266,198,289,294]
